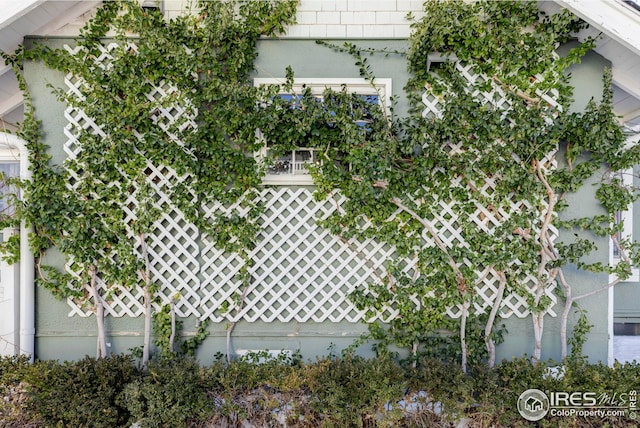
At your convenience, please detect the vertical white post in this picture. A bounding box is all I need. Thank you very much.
[0,227,19,356]
[0,132,34,360]
[608,285,614,366]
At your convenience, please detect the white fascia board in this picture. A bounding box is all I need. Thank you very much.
[0,0,45,31]
[555,0,640,57]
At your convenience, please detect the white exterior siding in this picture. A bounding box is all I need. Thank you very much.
[49,1,425,39]
[287,0,425,38]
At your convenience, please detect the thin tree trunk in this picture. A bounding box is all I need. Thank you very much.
[412,259,419,368]
[460,299,470,373]
[226,324,234,365]
[88,265,108,358]
[142,285,152,367]
[557,269,572,360]
[227,274,252,364]
[558,236,627,360]
[139,232,153,369]
[560,274,621,360]
[411,341,419,369]
[169,299,176,354]
[391,197,464,281]
[532,312,544,363]
[485,271,506,368]
[560,299,572,360]
[391,197,472,372]
[531,159,556,364]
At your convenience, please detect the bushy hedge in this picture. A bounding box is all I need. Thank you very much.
[1,353,638,427]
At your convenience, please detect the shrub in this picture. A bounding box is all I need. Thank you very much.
[119,357,212,428]
[22,354,139,428]
[200,351,310,426]
[0,355,39,427]
[407,357,474,424]
[305,353,407,427]
[2,353,638,427]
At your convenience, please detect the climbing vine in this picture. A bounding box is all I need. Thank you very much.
[5,0,639,370]
[9,0,299,363]
[311,0,640,370]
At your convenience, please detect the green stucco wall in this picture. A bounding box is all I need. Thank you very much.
[24,37,619,364]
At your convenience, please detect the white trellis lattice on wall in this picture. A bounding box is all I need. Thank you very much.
[420,60,561,319]
[62,43,561,324]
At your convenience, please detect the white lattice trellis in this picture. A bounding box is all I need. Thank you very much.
[62,43,562,324]
[420,60,561,319]
[198,188,402,323]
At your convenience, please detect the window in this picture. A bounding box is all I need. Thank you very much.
[0,148,20,217]
[253,78,392,185]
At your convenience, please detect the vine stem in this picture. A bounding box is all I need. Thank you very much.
[329,190,394,287]
[169,298,176,354]
[558,269,572,360]
[87,264,108,358]
[460,299,469,373]
[531,158,557,363]
[390,197,465,285]
[485,270,506,368]
[336,233,388,285]
[389,196,470,371]
[558,235,629,359]
[226,284,250,364]
[492,74,540,104]
[226,257,252,364]
[531,155,630,361]
[411,256,419,368]
[138,232,153,369]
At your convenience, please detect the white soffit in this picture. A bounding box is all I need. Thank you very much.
[555,0,640,56]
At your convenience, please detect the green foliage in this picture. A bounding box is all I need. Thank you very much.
[152,302,179,360]
[152,300,209,360]
[0,355,41,427]
[4,0,638,372]
[310,0,639,367]
[203,350,302,394]
[199,351,309,425]
[305,353,407,427]
[407,0,591,97]
[6,0,299,359]
[180,320,209,357]
[21,0,297,297]
[119,358,212,428]
[20,355,140,428]
[2,355,638,427]
[566,309,593,365]
[408,357,474,421]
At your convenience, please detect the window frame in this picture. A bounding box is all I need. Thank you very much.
[0,147,21,217]
[253,77,392,185]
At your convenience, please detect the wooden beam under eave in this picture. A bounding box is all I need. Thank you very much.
[0,92,23,118]
[612,69,640,107]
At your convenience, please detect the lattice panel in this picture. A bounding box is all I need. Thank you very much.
[199,188,400,323]
[63,43,202,318]
[60,42,399,324]
[421,60,561,319]
[62,42,562,325]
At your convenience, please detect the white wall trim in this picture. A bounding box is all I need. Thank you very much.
[0,132,34,360]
